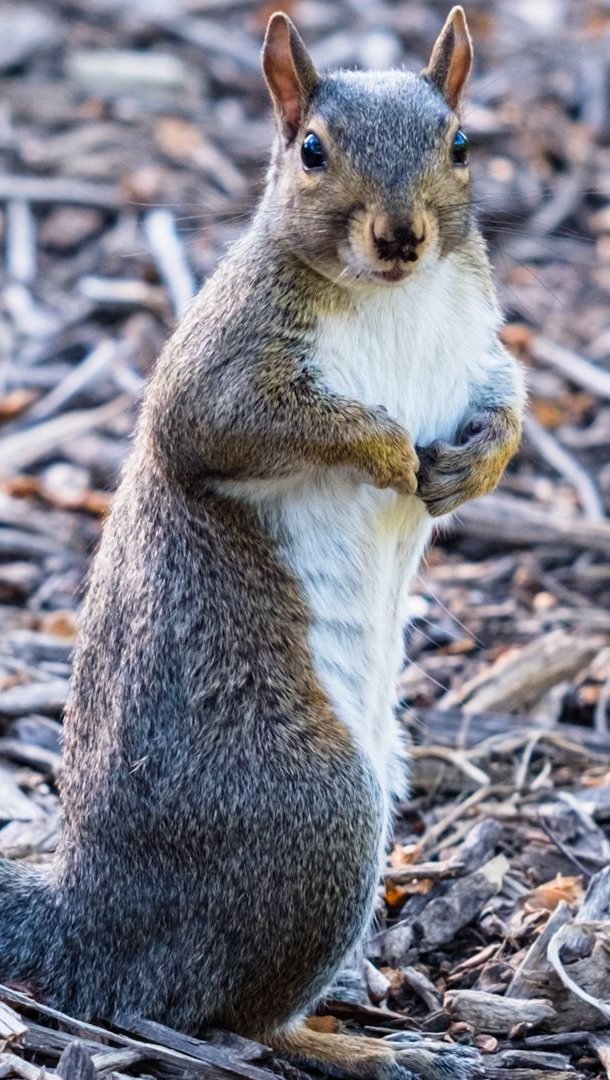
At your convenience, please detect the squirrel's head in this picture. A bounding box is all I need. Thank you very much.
[262,7,474,289]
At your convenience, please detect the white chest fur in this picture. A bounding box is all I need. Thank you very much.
[235,255,498,810]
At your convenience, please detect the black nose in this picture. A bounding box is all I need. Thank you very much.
[372,220,424,263]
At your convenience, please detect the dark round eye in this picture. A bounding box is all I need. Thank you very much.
[301,131,327,171]
[452,129,470,166]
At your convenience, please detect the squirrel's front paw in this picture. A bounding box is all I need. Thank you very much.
[416,409,519,517]
[416,439,473,517]
[371,429,419,497]
[364,423,416,498]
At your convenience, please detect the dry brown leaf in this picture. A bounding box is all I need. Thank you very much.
[0,390,38,422]
[529,397,568,429]
[378,967,405,994]
[155,118,202,161]
[582,770,610,788]
[524,874,585,914]
[442,638,477,656]
[474,1034,499,1053]
[385,882,410,910]
[1,476,41,498]
[38,611,78,640]
[385,876,434,909]
[500,322,534,353]
[389,842,422,869]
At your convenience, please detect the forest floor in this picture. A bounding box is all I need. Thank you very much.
[1,1,610,1078]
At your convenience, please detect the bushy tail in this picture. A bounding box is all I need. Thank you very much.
[0,858,53,988]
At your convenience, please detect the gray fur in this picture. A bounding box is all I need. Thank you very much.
[315,71,449,190]
[0,451,383,1034]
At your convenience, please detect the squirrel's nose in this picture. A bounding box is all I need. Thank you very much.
[371,217,425,263]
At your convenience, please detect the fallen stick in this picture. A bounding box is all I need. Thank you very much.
[531,336,610,401]
[0,986,285,1080]
[507,902,573,998]
[409,707,610,756]
[453,493,610,557]
[0,396,131,475]
[524,415,606,522]
[57,1041,95,1080]
[384,859,466,885]
[444,989,557,1034]
[143,209,197,317]
[0,678,70,718]
[27,340,118,423]
[0,176,120,210]
[77,277,168,314]
[5,200,37,285]
[438,629,603,715]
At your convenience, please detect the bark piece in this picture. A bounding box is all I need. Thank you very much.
[444,989,557,1033]
[439,630,603,715]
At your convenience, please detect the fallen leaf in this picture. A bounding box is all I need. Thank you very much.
[38,611,78,640]
[0,389,38,422]
[524,874,585,913]
[389,842,422,869]
[475,1034,499,1053]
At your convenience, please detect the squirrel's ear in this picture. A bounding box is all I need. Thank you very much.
[423,6,473,111]
[262,12,319,142]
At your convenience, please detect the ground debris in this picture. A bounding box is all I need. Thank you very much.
[0,1,609,1078]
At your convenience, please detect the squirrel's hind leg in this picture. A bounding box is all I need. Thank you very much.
[268,1024,482,1080]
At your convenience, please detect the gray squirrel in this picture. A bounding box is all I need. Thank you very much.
[0,8,524,1080]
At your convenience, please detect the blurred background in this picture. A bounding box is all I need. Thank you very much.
[1,0,610,1062]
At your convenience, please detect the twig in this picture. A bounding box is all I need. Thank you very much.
[6,200,37,284]
[421,784,507,851]
[77,277,168,315]
[454,493,610,557]
[547,922,610,1022]
[143,209,197,316]
[410,745,490,786]
[27,340,118,423]
[0,176,120,210]
[0,986,283,1080]
[594,672,610,734]
[384,859,466,885]
[530,337,610,402]
[525,414,606,521]
[0,396,131,475]
[536,819,594,881]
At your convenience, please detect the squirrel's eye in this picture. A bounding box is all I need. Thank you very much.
[301,132,327,171]
[452,129,470,167]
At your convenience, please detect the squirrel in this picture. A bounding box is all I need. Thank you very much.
[0,8,524,1080]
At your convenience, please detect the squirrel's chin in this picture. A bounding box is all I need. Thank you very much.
[371,266,409,285]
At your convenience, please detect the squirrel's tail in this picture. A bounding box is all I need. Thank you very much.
[0,858,54,989]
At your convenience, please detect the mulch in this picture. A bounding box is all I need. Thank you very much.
[1,0,610,1078]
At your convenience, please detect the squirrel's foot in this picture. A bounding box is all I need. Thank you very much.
[383,1033,483,1080]
[269,1023,482,1080]
[416,408,518,517]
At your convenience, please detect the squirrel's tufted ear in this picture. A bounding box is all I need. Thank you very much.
[262,12,319,142]
[423,6,473,111]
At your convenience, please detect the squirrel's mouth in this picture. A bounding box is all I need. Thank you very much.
[372,266,408,284]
